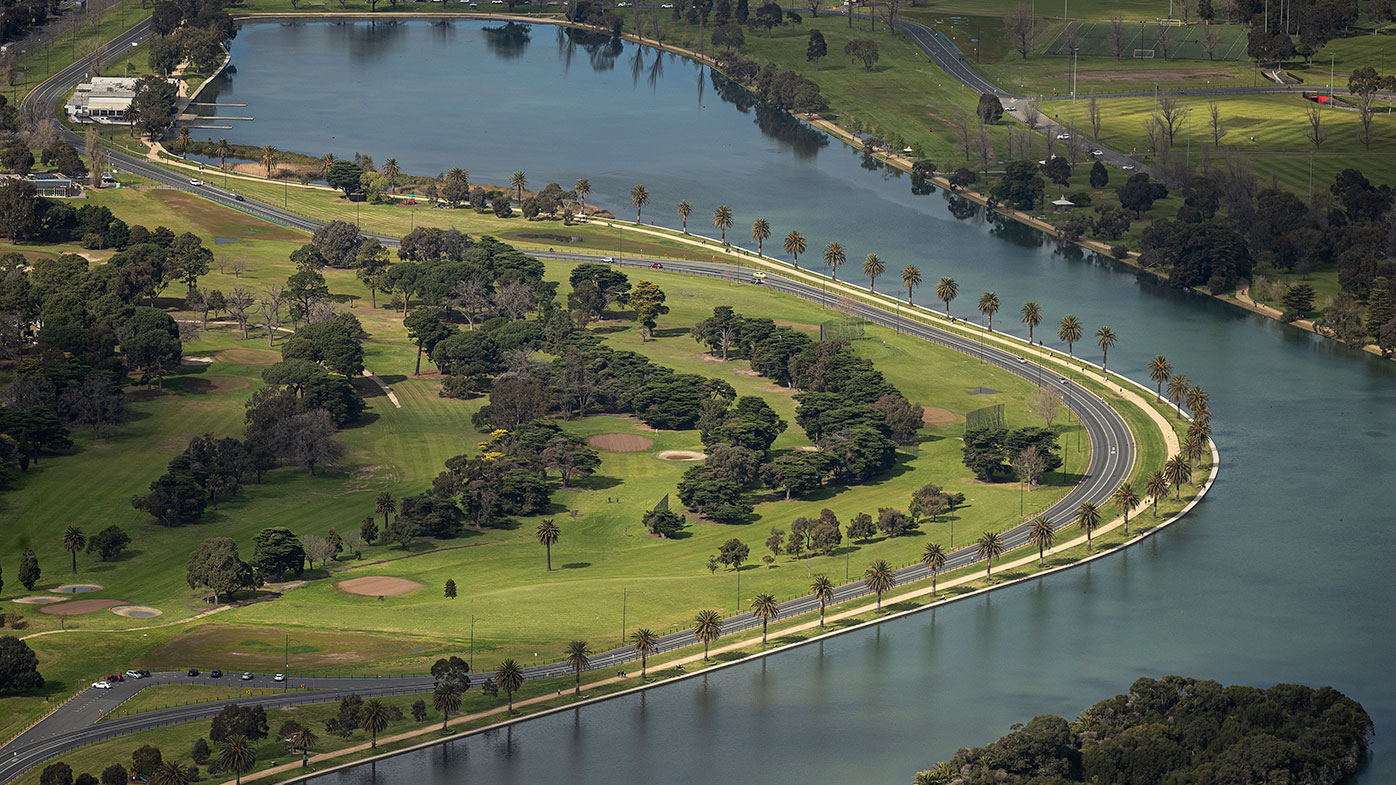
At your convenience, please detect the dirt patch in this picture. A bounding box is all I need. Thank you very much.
[180,376,252,394]
[922,406,958,425]
[215,348,280,365]
[337,576,424,596]
[110,605,163,619]
[1067,68,1234,82]
[773,320,819,333]
[42,598,127,615]
[586,433,654,452]
[12,596,66,605]
[731,368,762,377]
[657,450,705,461]
[794,445,820,452]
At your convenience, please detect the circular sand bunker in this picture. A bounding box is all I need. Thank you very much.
[13,596,66,605]
[337,576,423,597]
[922,407,957,425]
[110,605,163,619]
[180,377,251,394]
[51,584,103,594]
[42,599,127,615]
[657,450,705,461]
[586,434,654,452]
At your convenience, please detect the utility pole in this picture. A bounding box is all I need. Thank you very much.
[621,589,627,645]
[470,615,481,671]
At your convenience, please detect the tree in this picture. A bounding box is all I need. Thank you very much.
[100,765,128,785]
[18,549,38,590]
[1029,515,1054,565]
[1028,387,1061,427]
[976,530,1005,576]
[750,593,779,643]
[712,23,745,52]
[677,199,692,232]
[977,93,1004,124]
[326,161,363,197]
[844,38,879,70]
[284,410,344,476]
[404,308,454,375]
[1075,501,1102,552]
[1003,3,1036,59]
[751,218,771,255]
[40,763,74,785]
[61,526,86,574]
[565,639,592,694]
[1019,302,1043,341]
[1118,173,1168,217]
[1165,454,1191,499]
[432,682,461,730]
[495,658,525,710]
[574,179,591,212]
[902,265,922,304]
[536,519,560,571]
[643,508,688,538]
[992,160,1044,210]
[807,29,827,67]
[444,579,457,599]
[863,559,895,609]
[251,527,305,581]
[919,542,945,594]
[847,511,876,542]
[130,76,178,137]
[510,171,528,202]
[86,526,131,561]
[210,704,269,743]
[692,609,722,659]
[863,253,885,292]
[1146,470,1169,517]
[628,280,670,340]
[217,736,256,785]
[810,574,835,627]
[1113,482,1141,535]
[186,537,256,604]
[630,184,650,221]
[1058,314,1083,356]
[823,242,846,281]
[1095,326,1117,373]
[360,699,390,748]
[784,230,806,267]
[289,727,317,767]
[0,636,43,693]
[717,537,750,570]
[258,145,279,179]
[936,276,958,316]
[713,205,734,241]
[1147,355,1172,401]
[1304,104,1327,151]
[977,291,1000,331]
[1167,374,1190,418]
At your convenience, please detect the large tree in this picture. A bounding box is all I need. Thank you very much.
[0,636,44,693]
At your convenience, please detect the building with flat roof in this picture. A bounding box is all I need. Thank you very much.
[65,77,167,124]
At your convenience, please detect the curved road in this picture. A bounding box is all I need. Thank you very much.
[6,30,1133,784]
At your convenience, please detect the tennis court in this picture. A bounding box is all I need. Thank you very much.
[1044,20,1249,60]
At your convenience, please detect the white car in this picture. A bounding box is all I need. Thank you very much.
[188,179,204,187]
[601,256,615,263]
[1055,133,1071,140]
[1090,149,1104,157]
[124,669,144,679]
[1121,164,1136,171]
[241,672,254,680]
[92,681,113,689]
[1004,104,1017,111]
[660,2,673,5]
[273,673,285,682]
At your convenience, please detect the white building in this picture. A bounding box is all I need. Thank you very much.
[64,77,158,124]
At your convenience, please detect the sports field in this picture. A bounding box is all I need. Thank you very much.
[1043,19,1250,60]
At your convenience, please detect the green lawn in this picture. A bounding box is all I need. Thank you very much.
[105,684,295,719]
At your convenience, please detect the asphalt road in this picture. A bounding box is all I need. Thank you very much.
[5,31,1132,784]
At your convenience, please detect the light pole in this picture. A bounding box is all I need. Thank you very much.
[621,589,627,645]
[470,615,482,671]
[283,633,299,690]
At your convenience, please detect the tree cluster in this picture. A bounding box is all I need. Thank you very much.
[961,426,1062,482]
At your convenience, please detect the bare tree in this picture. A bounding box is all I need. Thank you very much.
[1143,115,1164,154]
[259,286,284,347]
[1355,92,1378,149]
[1066,135,1086,169]
[1002,3,1037,60]
[1200,21,1220,60]
[1028,386,1061,426]
[229,258,247,278]
[1155,21,1174,60]
[1209,100,1225,146]
[227,287,255,339]
[450,278,494,328]
[1107,16,1128,59]
[1011,446,1046,489]
[805,0,820,15]
[1045,129,1058,159]
[302,535,336,569]
[284,409,345,476]
[1156,90,1185,147]
[1180,0,1191,24]
[1022,99,1041,130]
[493,281,534,320]
[1087,92,1102,141]
[0,48,16,88]
[976,120,995,174]
[1303,104,1327,150]
[951,109,973,162]
[88,148,107,189]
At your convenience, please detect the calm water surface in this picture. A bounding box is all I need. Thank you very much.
[207,21,1396,784]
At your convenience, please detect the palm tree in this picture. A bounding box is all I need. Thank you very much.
[629,628,657,677]
[750,593,779,644]
[152,761,191,785]
[1113,482,1141,535]
[289,727,318,768]
[902,265,922,304]
[692,609,722,660]
[863,253,884,292]
[630,184,650,221]
[752,218,771,255]
[1075,502,1103,552]
[810,574,834,627]
[445,167,469,188]
[1057,314,1083,356]
[536,519,560,571]
[216,138,233,172]
[1029,516,1054,565]
[1167,375,1190,418]
[783,229,805,267]
[382,158,400,190]
[360,699,390,748]
[62,526,85,574]
[1020,301,1043,341]
[259,145,278,179]
[375,491,395,527]
[935,276,958,316]
[1146,471,1169,518]
[823,241,846,281]
[677,199,692,232]
[495,659,525,711]
[1186,385,1209,417]
[1148,355,1172,401]
[1165,454,1191,500]
[713,205,734,241]
[565,639,592,694]
[1095,326,1117,374]
[978,291,1000,331]
[863,559,895,610]
[574,178,591,212]
[976,530,1005,576]
[217,736,256,785]
[1182,433,1206,467]
[432,681,461,730]
[510,171,528,201]
[921,543,946,595]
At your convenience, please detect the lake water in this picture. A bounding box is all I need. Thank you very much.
[208,20,1396,784]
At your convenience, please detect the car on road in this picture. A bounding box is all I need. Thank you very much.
[1058,377,1070,385]
[233,194,245,201]
[1121,164,1136,170]
[1090,149,1103,157]
[105,673,123,682]
[650,262,663,268]
[273,673,285,682]
[660,2,673,6]
[189,179,204,187]
[601,256,614,263]
[92,681,113,689]
[1055,133,1071,140]
[210,669,223,678]
[124,670,144,679]
[241,672,254,680]
[188,668,200,677]
[1017,356,1028,363]
[1004,104,1016,111]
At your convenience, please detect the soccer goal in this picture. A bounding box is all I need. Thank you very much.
[1133,48,1156,58]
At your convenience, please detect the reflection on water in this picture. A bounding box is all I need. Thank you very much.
[483,21,531,58]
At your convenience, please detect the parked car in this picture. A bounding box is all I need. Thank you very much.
[92,681,113,689]
[137,669,151,677]
[241,672,254,680]
[210,669,223,678]
[187,668,200,677]
[1004,104,1017,111]
[125,670,144,679]
[1055,133,1071,140]
[273,674,286,682]
[105,674,123,682]
[1121,164,1136,170]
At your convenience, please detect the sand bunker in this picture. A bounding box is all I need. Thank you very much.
[13,596,66,605]
[180,377,252,393]
[110,605,163,619]
[215,348,280,365]
[586,433,654,452]
[51,584,103,594]
[922,407,957,425]
[182,356,215,365]
[42,599,127,615]
[657,450,705,461]
[337,576,424,597]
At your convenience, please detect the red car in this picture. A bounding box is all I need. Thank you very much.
[650,263,664,269]
[105,673,124,682]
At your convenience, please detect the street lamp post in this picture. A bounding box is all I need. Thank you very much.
[470,616,482,671]
[621,589,627,645]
